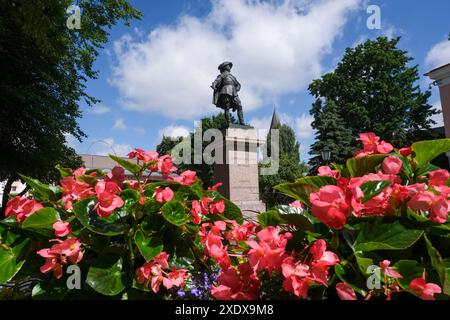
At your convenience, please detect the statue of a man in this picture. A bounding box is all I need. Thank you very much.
[211,61,245,125]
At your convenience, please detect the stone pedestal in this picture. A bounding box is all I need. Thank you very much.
[212,125,266,220]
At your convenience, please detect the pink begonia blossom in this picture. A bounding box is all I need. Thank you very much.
[336,282,357,300]
[211,264,259,300]
[5,196,43,223]
[154,187,174,204]
[317,166,338,178]
[94,180,124,218]
[409,273,441,300]
[355,132,393,157]
[105,166,125,186]
[53,221,72,237]
[60,176,94,210]
[379,260,402,278]
[37,237,83,279]
[310,185,350,229]
[398,147,412,157]
[290,200,303,209]
[382,156,403,175]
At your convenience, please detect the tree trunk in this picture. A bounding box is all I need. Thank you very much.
[1,177,15,218]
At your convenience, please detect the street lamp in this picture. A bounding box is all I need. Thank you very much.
[321,146,331,164]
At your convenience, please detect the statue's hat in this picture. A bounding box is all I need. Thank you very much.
[218,61,233,70]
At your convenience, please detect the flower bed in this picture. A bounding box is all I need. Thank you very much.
[1,134,449,300]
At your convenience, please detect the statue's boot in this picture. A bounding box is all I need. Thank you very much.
[224,109,231,125]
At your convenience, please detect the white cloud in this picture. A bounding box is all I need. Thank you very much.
[158,125,190,140]
[295,114,314,138]
[110,0,360,120]
[64,134,132,157]
[90,104,111,115]
[426,39,450,69]
[113,118,127,131]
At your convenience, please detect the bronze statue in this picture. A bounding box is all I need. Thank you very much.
[211,61,245,125]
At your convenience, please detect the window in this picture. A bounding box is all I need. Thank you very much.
[11,186,17,192]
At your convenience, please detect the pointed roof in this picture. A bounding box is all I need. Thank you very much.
[270,107,281,130]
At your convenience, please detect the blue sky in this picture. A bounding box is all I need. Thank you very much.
[68,0,450,160]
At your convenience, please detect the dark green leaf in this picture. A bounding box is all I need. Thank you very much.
[258,210,283,228]
[86,252,126,296]
[18,174,56,201]
[424,235,450,295]
[354,220,423,251]
[73,197,128,236]
[0,238,30,285]
[161,201,188,226]
[22,207,60,234]
[134,230,163,261]
[393,260,424,290]
[360,180,391,203]
[346,154,389,177]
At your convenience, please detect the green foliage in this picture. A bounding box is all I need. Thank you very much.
[411,139,450,169]
[308,37,438,171]
[0,0,141,212]
[86,252,126,296]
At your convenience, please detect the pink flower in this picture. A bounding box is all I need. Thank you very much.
[317,166,338,178]
[157,156,177,178]
[398,147,412,157]
[209,200,225,214]
[382,156,403,175]
[135,252,188,293]
[5,196,43,223]
[94,181,124,218]
[53,221,72,237]
[36,237,83,279]
[127,148,159,163]
[429,196,449,224]
[428,169,449,187]
[171,170,197,186]
[208,182,223,191]
[281,257,312,299]
[105,166,125,186]
[211,264,259,300]
[154,187,174,204]
[225,220,256,243]
[409,273,441,300]
[376,141,394,154]
[198,222,230,268]
[290,200,303,209]
[355,133,393,157]
[310,185,350,229]
[379,260,402,278]
[60,177,94,210]
[309,239,339,285]
[336,282,357,300]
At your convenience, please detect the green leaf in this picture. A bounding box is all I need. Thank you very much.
[73,197,128,236]
[355,253,374,276]
[18,174,56,201]
[86,252,126,296]
[415,163,440,178]
[274,176,337,206]
[134,230,163,261]
[55,164,72,178]
[424,235,450,295]
[22,207,60,234]
[346,154,389,177]
[161,201,188,226]
[258,210,283,228]
[354,220,423,252]
[273,205,316,231]
[334,263,367,296]
[32,282,68,300]
[411,139,450,169]
[109,155,141,176]
[0,238,29,285]
[360,180,391,203]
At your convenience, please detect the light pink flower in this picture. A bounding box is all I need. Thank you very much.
[382,156,403,175]
[336,282,357,300]
[310,185,350,229]
[53,221,72,237]
[154,187,174,204]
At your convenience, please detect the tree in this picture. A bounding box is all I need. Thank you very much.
[259,124,308,208]
[0,1,141,212]
[308,37,438,168]
[156,113,236,187]
[308,100,355,173]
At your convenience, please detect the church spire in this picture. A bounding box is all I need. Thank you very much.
[270,104,281,130]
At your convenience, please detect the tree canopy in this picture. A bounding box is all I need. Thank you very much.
[308,37,438,171]
[0,1,141,210]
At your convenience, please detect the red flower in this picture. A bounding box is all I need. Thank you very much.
[409,273,441,300]
[398,147,412,157]
[282,257,312,299]
[336,282,357,300]
[382,156,403,175]
[154,187,174,204]
[53,221,72,237]
[209,200,225,214]
[5,196,43,223]
[310,185,350,229]
[60,176,94,210]
[127,148,159,163]
[309,239,339,285]
[36,237,83,279]
[94,181,124,218]
[105,166,125,186]
[211,264,259,300]
[317,166,338,178]
[428,169,449,187]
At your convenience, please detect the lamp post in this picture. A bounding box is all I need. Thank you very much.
[321,146,331,165]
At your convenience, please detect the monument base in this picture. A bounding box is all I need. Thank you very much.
[212,126,266,220]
